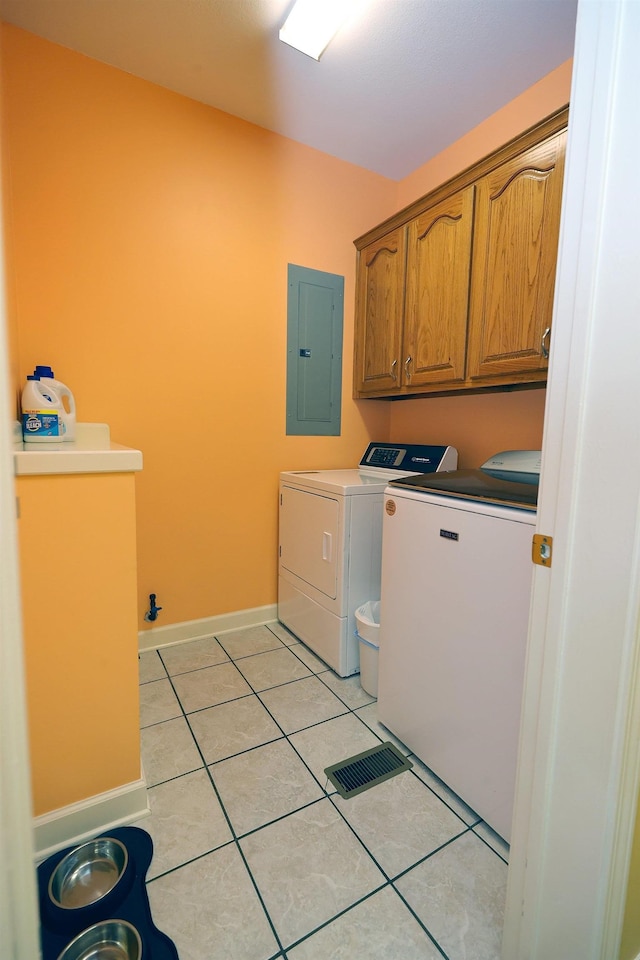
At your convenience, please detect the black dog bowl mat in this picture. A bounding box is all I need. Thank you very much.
[37,825,178,960]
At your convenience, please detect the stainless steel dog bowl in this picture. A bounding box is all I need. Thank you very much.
[48,838,128,909]
[56,920,142,960]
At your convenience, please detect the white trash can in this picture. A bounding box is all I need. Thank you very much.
[355,600,381,697]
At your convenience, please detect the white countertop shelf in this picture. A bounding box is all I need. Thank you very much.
[14,423,143,476]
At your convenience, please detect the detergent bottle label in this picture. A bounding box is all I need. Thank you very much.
[22,409,62,437]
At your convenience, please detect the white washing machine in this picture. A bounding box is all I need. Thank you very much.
[278,442,457,676]
[378,450,540,841]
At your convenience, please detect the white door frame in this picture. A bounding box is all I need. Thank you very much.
[504,1,640,956]
[0,108,42,960]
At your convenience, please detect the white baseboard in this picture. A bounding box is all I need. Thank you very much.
[34,776,149,863]
[138,603,278,651]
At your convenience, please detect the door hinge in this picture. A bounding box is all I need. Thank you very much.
[532,533,553,567]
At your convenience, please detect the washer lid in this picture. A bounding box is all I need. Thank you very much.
[388,468,538,511]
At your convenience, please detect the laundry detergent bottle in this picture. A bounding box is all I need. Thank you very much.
[31,365,76,441]
[21,375,64,442]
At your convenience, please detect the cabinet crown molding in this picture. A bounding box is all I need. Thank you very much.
[355,105,569,250]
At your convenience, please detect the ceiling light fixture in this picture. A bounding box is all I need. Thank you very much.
[279,0,363,60]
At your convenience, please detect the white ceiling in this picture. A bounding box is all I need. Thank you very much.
[0,0,577,180]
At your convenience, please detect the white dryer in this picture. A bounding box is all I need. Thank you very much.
[278,443,457,676]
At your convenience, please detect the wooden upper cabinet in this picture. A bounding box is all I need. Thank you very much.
[353,227,406,395]
[403,186,474,387]
[467,130,566,381]
[352,106,568,399]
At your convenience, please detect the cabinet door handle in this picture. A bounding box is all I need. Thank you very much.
[404,356,412,381]
[541,327,551,359]
[390,359,398,380]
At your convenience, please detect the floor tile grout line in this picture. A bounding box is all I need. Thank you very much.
[332,706,506,852]
[233,793,329,844]
[145,836,237,884]
[405,766,483,832]
[382,829,481,960]
[225,660,318,697]
[309,683,493,840]
[325,789,393,878]
[153,637,365,725]
[144,648,488,846]
[324,783,431,887]
[269,639,339,681]
[265,622,301,647]
[171,656,255,714]
[403,760,509,863]
[146,635,502,957]
[390,825,474,884]
[175,645,357,786]
[254,700,351,739]
[161,655,233,679]
[469,825,510,865]
[201,663,347,803]
[155,640,231,677]
[144,763,205,790]
[145,644,320,722]
[205,733,287,769]
[152,647,430,953]
[162,646,368,955]
[171,669,345,721]
[236,674,373,802]
[314,668,377,711]
[138,648,169,685]
[216,640,289,662]
[320,782,472,958]
[156,642,343,801]
[159,662,288,957]
[148,647,417,801]
[280,878,390,954]
[215,629,295,663]
[225,837,286,957]
[139,711,184,731]
[390,883,452,960]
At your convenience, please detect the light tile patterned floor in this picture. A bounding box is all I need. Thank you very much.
[136,622,509,960]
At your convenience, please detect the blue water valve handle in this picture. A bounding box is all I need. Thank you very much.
[145,593,163,622]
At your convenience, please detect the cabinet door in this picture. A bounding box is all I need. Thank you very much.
[353,227,406,395]
[467,130,566,381]
[403,186,474,387]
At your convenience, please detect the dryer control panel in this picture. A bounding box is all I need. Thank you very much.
[360,442,458,474]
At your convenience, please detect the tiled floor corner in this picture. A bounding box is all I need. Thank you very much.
[136,621,509,960]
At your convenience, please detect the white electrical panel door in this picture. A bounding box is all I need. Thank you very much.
[279,485,341,600]
[378,490,535,841]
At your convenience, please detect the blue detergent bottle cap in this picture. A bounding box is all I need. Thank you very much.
[34,365,54,378]
[27,374,40,380]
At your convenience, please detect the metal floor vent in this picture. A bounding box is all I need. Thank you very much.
[324,742,413,799]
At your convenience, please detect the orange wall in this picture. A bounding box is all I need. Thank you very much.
[1,25,391,629]
[390,59,573,467]
[17,472,140,815]
[2,24,574,631]
[387,389,548,470]
[0,34,18,415]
